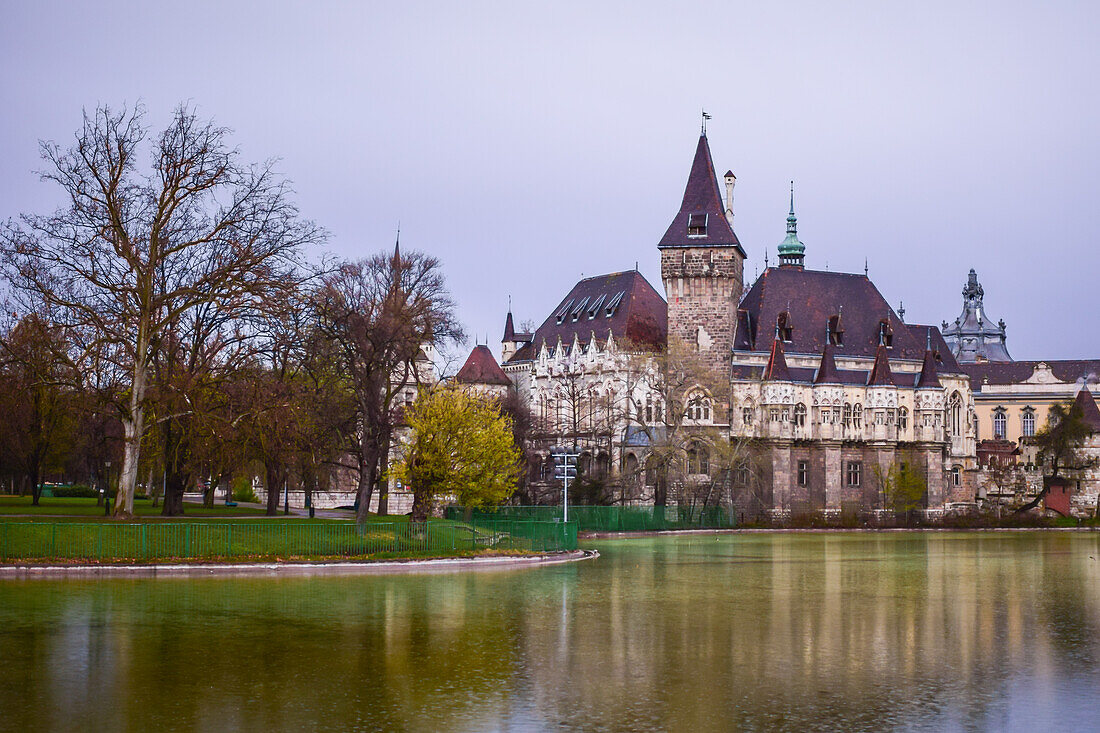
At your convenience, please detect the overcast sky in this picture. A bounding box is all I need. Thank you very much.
[2,1,1097,361]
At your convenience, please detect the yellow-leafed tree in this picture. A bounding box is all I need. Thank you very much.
[394,384,521,521]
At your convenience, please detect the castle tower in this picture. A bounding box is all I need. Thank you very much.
[658,132,746,373]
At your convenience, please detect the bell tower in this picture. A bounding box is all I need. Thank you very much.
[658,131,747,374]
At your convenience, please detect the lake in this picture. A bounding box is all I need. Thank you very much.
[2,532,1099,731]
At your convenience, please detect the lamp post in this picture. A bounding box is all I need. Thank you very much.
[552,445,579,523]
[104,460,112,516]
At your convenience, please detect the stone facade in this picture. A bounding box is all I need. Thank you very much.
[661,246,742,374]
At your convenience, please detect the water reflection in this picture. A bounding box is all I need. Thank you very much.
[1,533,1099,731]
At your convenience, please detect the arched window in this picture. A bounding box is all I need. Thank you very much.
[949,393,962,437]
[898,406,908,431]
[993,409,1007,439]
[853,403,863,430]
[742,403,755,426]
[793,403,807,427]
[687,392,712,422]
[624,453,639,480]
[843,403,853,428]
[1022,408,1036,438]
[698,445,709,475]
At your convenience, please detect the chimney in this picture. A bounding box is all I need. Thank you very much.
[724,170,736,226]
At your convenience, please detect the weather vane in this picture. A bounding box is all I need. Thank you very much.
[701,109,711,135]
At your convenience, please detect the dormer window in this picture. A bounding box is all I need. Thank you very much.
[828,314,844,346]
[571,297,590,322]
[554,299,574,325]
[878,320,893,348]
[605,291,625,317]
[587,294,606,319]
[777,312,793,342]
[687,213,708,237]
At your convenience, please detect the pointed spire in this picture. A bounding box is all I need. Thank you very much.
[503,310,516,342]
[777,181,805,268]
[916,346,941,389]
[393,223,401,263]
[658,133,743,253]
[814,342,842,385]
[867,344,895,386]
[763,338,791,381]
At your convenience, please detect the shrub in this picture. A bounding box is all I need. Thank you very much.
[47,485,99,498]
[232,476,259,503]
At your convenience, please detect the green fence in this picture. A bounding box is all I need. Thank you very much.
[446,505,736,532]
[0,520,577,563]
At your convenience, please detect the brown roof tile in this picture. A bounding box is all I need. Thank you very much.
[455,345,511,386]
[1074,387,1100,432]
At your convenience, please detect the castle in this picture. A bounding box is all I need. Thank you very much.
[484,131,979,517]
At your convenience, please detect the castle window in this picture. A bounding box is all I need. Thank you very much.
[1022,408,1036,438]
[993,409,1007,439]
[843,403,853,429]
[587,294,606,319]
[793,403,807,427]
[571,297,590,322]
[846,461,862,487]
[605,291,625,317]
[645,396,653,423]
[951,466,961,487]
[797,460,808,487]
[898,406,908,431]
[687,212,708,237]
[776,312,793,342]
[736,463,750,486]
[949,393,962,437]
[687,392,711,422]
[687,444,710,475]
[554,299,574,324]
[742,406,755,426]
[879,320,893,348]
[828,315,844,346]
[853,403,863,430]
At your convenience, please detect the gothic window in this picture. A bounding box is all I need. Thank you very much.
[1022,408,1036,438]
[846,461,862,487]
[736,463,751,486]
[793,403,807,427]
[655,400,663,422]
[993,409,1007,439]
[843,403,853,428]
[797,460,808,487]
[742,406,755,425]
[949,393,962,437]
[886,409,895,426]
[951,466,961,487]
[769,407,782,422]
[687,212,708,237]
[853,403,863,429]
[688,444,710,475]
[687,393,712,422]
[898,407,908,431]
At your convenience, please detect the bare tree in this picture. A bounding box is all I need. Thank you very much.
[316,248,462,522]
[1,104,321,516]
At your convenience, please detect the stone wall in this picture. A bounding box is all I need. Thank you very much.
[661,246,743,375]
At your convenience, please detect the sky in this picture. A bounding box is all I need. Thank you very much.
[2,1,1098,361]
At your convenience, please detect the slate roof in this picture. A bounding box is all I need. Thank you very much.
[1075,388,1100,432]
[502,311,532,344]
[657,134,745,256]
[507,270,667,363]
[734,267,961,372]
[867,345,895,386]
[961,360,1100,391]
[455,345,511,386]
[814,343,842,384]
[763,339,791,381]
[916,349,941,389]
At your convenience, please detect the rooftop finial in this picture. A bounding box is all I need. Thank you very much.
[701,109,711,135]
[864,257,868,277]
[777,181,805,268]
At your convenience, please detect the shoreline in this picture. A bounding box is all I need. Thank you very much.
[0,549,598,578]
[581,527,1100,539]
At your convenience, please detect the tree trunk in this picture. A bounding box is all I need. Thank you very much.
[28,467,41,506]
[377,444,390,516]
[203,476,215,508]
[115,353,148,518]
[265,462,285,516]
[355,433,379,524]
[161,469,187,516]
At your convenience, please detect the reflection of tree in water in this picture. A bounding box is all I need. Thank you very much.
[3,536,1100,730]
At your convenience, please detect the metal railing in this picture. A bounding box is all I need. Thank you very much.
[0,520,577,563]
[447,505,736,532]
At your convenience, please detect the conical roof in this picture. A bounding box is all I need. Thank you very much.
[1073,387,1100,432]
[503,311,515,342]
[657,134,744,254]
[814,342,842,384]
[763,338,791,381]
[867,344,895,386]
[916,349,941,389]
[455,345,511,387]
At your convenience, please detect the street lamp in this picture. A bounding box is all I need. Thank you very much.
[104,460,112,516]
